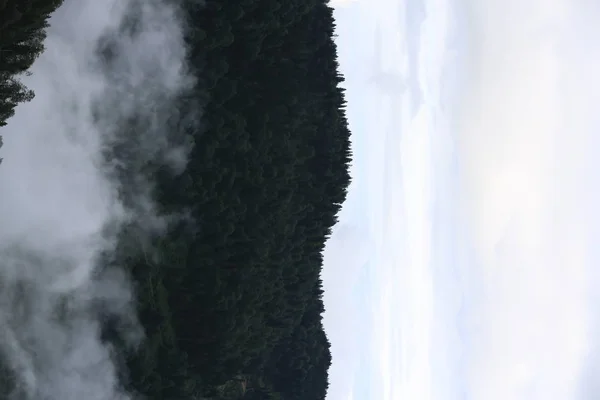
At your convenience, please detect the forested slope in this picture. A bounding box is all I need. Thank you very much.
[115,1,352,398]
[1,0,351,399]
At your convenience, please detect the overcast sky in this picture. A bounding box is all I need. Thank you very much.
[322,0,600,399]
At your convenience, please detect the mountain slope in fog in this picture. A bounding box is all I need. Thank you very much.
[0,0,352,399]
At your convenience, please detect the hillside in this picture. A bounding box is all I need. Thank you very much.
[0,0,351,399]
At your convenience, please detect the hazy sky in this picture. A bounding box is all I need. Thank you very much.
[322,0,600,399]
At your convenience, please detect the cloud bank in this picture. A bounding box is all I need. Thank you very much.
[0,0,195,398]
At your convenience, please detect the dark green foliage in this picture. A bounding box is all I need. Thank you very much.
[109,0,351,399]
[0,0,64,127]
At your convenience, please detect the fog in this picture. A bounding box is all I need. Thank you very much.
[0,0,196,398]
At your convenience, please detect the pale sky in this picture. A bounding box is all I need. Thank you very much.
[322,0,600,399]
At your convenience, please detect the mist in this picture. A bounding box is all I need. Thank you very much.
[0,0,196,398]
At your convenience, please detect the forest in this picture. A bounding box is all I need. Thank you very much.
[0,0,352,399]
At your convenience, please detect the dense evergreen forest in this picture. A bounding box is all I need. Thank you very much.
[0,0,352,399]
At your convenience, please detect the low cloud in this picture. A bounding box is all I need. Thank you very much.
[0,0,196,398]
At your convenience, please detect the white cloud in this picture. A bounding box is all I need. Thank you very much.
[454,0,600,398]
[325,0,451,399]
[322,219,374,400]
[326,0,600,399]
[332,0,600,398]
[329,0,359,7]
